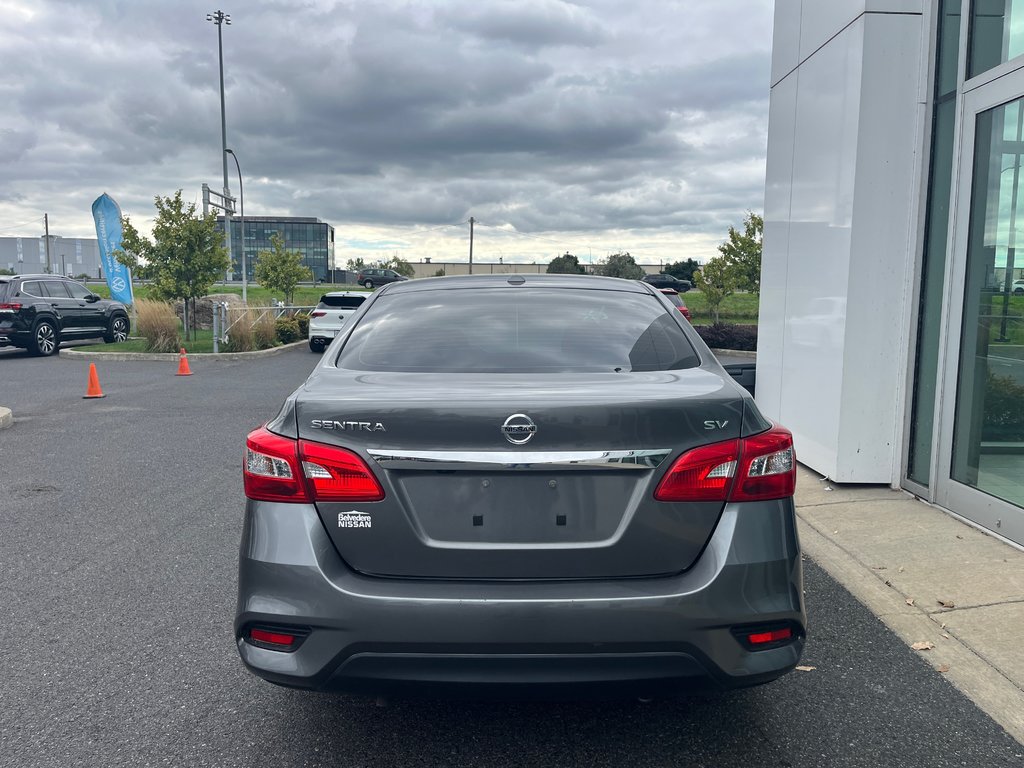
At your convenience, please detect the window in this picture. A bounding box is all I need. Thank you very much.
[43,280,72,298]
[970,0,1024,78]
[319,295,366,309]
[64,281,92,299]
[336,288,699,373]
[19,281,44,297]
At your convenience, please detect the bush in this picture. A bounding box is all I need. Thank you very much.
[694,323,757,352]
[294,311,310,337]
[135,299,181,353]
[983,371,1024,441]
[275,316,301,344]
[253,310,278,349]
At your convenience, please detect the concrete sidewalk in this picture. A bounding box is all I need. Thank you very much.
[794,465,1024,744]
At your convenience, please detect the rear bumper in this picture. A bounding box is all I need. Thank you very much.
[235,500,805,696]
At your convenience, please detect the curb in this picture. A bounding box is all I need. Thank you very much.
[0,406,11,430]
[59,340,306,362]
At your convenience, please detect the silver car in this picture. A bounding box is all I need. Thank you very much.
[237,274,805,697]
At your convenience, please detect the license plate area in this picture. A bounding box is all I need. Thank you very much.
[394,471,642,545]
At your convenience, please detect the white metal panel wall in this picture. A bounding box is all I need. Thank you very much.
[760,8,925,483]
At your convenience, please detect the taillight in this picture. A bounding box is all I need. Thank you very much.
[243,426,384,502]
[0,303,22,311]
[298,439,385,501]
[654,425,795,502]
[246,624,310,652]
[244,427,309,502]
[310,311,327,318]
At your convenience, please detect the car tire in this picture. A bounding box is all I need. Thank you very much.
[30,319,59,356]
[1015,287,1024,295]
[363,280,374,289]
[104,314,129,344]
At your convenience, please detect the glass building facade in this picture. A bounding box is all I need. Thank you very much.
[215,216,335,282]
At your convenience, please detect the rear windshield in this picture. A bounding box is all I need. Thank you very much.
[664,293,685,308]
[335,288,698,373]
[319,295,366,309]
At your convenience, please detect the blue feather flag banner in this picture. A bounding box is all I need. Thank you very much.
[91,193,134,305]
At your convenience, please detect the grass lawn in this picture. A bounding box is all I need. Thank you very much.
[683,291,759,325]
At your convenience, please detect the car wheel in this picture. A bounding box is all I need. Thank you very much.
[363,280,374,289]
[104,315,129,344]
[309,339,325,353]
[30,320,59,356]
[1015,287,1024,295]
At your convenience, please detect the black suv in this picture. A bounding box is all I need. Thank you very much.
[355,268,408,289]
[0,275,130,356]
[641,273,692,292]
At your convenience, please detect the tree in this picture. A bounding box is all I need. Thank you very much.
[115,190,230,341]
[718,212,763,295]
[254,233,312,305]
[377,254,414,278]
[346,257,367,271]
[547,252,585,274]
[597,252,644,280]
[693,256,736,324]
[663,258,700,283]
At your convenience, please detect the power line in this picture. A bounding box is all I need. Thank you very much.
[0,216,46,235]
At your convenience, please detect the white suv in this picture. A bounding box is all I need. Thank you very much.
[308,291,368,352]
[1014,279,1024,295]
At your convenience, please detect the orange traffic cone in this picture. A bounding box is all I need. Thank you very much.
[83,363,106,399]
[176,348,194,376]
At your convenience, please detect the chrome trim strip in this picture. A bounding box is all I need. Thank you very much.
[367,448,671,470]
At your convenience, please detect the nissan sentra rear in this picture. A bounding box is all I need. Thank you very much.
[235,274,805,697]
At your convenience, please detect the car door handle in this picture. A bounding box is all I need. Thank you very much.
[51,303,60,307]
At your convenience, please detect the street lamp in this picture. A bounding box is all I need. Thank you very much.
[225,148,246,303]
[206,10,234,283]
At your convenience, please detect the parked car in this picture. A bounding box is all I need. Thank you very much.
[659,288,691,320]
[355,268,408,289]
[0,274,130,356]
[1014,279,1024,295]
[642,273,692,292]
[237,274,804,697]
[308,291,369,353]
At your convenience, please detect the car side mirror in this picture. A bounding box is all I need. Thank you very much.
[86,294,100,303]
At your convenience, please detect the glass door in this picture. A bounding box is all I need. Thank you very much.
[938,73,1024,545]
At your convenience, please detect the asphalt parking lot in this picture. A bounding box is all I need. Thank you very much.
[0,348,1021,767]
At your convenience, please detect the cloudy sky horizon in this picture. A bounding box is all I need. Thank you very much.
[0,0,774,268]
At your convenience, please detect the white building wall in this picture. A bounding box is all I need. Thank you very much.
[759,4,927,483]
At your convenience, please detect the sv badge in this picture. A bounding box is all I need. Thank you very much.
[703,420,729,430]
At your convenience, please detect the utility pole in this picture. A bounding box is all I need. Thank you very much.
[207,10,233,282]
[468,216,474,274]
[44,213,51,273]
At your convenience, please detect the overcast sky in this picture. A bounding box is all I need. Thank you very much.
[0,0,773,267]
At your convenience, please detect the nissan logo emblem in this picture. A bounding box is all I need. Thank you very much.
[501,413,537,445]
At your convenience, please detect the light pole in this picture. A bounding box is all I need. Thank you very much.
[206,10,234,283]
[225,148,246,303]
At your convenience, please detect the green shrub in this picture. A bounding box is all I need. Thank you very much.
[135,299,181,353]
[983,371,1024,441]
[275,316,301,344]
[294,311,310,337]
[694,323,758,352]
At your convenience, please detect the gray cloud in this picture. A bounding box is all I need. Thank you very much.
[0,0,773,263]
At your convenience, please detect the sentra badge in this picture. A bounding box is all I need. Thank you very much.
[338,511,372,528]
[311,419,386,432]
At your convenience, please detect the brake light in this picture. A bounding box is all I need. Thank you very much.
[310,311,327,318]
[748,627,792,645]
[0,303,22,311]
[298,439,385,501]
[654,425,795,502]
[243,426,384,502]
[244,427,309,502]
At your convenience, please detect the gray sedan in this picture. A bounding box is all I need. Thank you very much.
[236,274,804,697]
